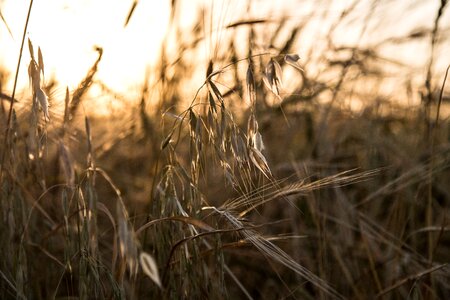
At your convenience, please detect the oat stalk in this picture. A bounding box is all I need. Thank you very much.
[0,0,34,179]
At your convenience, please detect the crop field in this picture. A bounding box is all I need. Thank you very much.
[0,1,449,299]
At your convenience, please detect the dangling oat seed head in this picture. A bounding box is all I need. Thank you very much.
[36,88,50,121]
[247,113,258,147]
[254,131,265,152]
[249,146,272,179]
[38,47,45,78]
[246,62,256,106]
[28,38,35,61]
[263,58,283,100]
[28,60,40,92]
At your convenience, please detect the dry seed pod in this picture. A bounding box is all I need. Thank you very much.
[249,147,271,179]
[273,59,283,83]
[208,91,217,113]
[254,131,265,152]
[246,63,256,106]
[140,252,162,289]
[38,47,45,77]
[263,58,283,99]
[247,113,258,146]
[28,60,40,91]
[247,113,258,135]
[36,88,50,121]
[28,38,35,60]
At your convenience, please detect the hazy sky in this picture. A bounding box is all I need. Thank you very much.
[0,0,172,94]
[0,0,448,108]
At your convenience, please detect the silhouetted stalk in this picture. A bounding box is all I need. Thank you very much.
[0,0,34,180]
[425,0,448,277]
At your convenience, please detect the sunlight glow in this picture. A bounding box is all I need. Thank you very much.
[0,0,447,116]
[0,0,171,94]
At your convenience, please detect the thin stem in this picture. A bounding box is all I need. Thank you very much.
[0,0,34,179]
[434,64,450,128]
[427,64,449,263]
[425,1,448,271]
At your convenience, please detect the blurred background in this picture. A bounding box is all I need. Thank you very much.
[1,0,449,112]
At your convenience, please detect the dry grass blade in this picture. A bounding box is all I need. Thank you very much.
[0,10,13,38]
[226,169,379,217]
[208,208,345,299]
[376,264,448,298]
[28,242,65,268]
[70,47,103,119]
[434,64,450,129]
[208,80,224,106]
[0,270,16,295]
[136,216,215,236]
[124,0,138,27]
[97,202,119,277]
[356,156,448,207]
[226,18,269,28]
[0,92,19,103]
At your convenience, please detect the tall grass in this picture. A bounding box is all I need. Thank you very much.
[1,0,449,299]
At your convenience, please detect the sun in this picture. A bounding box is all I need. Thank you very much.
[0,0,171,95]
